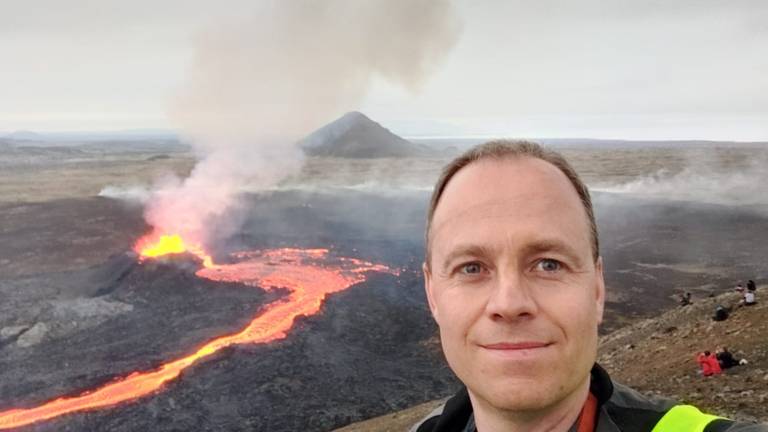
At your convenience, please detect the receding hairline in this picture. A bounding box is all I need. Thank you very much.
[424,140,599,268]
[427,155,586,250]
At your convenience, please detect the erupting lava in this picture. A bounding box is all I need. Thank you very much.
[0,241,396,430]
[134,232,214,268]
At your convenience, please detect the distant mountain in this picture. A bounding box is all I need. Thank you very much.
[3,130,45,141]
[410,137,768,151]
[1,129,179,143]
[0,128,188,153]
[538,138,768,148]
[301,112,433,158]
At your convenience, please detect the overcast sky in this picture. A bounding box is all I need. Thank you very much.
[2,0,767,140]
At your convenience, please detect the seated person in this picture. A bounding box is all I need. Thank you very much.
[707,351,722,375]
[715,347,740,369]
[713,305,729,321]
[679,292,692,306]
[744,290,756,306]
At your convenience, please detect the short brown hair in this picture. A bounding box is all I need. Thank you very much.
[425,139,599,267]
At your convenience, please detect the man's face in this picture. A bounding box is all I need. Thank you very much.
[424,157,605,413]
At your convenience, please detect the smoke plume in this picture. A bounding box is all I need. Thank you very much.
[143,0,462,246]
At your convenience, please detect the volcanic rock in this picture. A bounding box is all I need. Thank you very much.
[16,322,48,348]
[0,325,28,342]
[301,111,432,158]
[50,298,134,319]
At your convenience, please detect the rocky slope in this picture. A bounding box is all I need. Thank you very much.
[599,290,768,422]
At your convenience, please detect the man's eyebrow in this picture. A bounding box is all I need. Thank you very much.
[519,239,584,264]
[440,244,495,272]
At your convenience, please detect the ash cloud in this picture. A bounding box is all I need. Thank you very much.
[142,0,462,245]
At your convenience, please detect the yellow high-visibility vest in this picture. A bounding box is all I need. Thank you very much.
[651,405,724,432]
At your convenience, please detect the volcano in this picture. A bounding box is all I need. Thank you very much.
[301,112,433,158]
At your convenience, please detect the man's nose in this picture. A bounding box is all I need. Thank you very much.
[485,269,539,321]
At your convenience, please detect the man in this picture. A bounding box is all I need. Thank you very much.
[413,140,765,431]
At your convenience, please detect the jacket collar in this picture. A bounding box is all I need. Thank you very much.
[432,364,613,432]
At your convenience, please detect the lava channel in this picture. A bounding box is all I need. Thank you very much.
[0,246,396,430]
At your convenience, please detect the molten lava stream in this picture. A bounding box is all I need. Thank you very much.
[0,247,396,430]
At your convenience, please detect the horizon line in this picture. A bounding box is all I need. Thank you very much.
[2,129,767,145]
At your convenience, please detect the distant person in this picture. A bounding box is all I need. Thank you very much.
[695,352,710,375]
[696,351,722,377]
[744,290,756,306]
[696,352,712,376]
[679,292,692,306]
[716,347,741,369]
[747,279,756,292]
[713,305,729,321]
[411,141,765,431]
[735,283,745,294]
[706,352,723,375]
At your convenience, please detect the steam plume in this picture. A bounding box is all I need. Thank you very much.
[594,148,768,210]
[143,0,462,246]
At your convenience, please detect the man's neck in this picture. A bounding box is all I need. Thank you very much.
[468,379,591,432]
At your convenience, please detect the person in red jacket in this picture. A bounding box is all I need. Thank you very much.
[697,351,722,376]
[707,351,723,375]
[697,352,713,376]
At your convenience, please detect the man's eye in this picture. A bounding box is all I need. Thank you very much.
[459,263,483,275]
[537,259,562,272]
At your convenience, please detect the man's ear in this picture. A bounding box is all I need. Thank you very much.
[423,262,440,323]
[595,257,606,324]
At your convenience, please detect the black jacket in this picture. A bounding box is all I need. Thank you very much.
[411,364,767,432]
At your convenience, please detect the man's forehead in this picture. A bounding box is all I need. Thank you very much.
[428,156,592,259]
[432,157,584,225]
[431,197,587,246]
[432,197,559,235]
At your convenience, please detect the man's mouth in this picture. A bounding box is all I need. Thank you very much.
[480,341,552,350]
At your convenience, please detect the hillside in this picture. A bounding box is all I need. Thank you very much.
[599,290,767,422]
[336,290,768,431]
[301,112,433,158]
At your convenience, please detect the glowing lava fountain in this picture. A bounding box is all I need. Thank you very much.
[134,232,214,268]
[0,240,396,430]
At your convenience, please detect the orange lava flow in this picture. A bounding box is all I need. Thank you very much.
[0,248,396,430]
